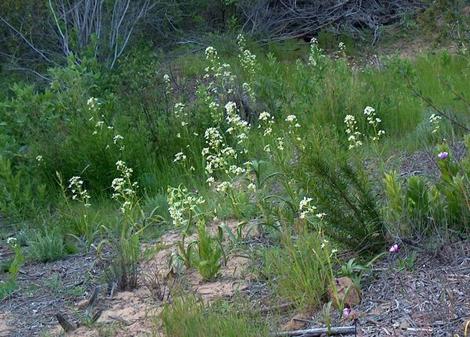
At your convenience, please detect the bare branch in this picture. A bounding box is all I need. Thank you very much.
[0,15,57,65]
[237,0,426,42]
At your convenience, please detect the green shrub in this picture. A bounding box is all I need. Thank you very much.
[383,140,470,237]
[295,132,385,252]
[0,156,46,219]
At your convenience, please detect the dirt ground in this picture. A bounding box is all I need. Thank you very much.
[1,223,468,337]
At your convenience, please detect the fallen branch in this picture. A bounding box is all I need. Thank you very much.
[272,325,356,337]
[55,313,77,332]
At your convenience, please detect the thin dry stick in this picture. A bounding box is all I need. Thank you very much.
[258,302,296,315]
[406,78,470,132]
[271,325,356,337]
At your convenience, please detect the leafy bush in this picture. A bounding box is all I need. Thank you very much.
[383,139,470,237]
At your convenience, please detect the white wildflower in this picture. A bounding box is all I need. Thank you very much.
[299,197,318,219]
[174,152,187,163]
[429,113,442,134]
[285,115,297,123]
[113,134,124,144]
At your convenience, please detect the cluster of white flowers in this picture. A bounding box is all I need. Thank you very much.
[87,97,105,135]
[308,38,325,67]
[113,134,124,144]
[299,197,316,219]
[344,115,363,150]
[225,101,250,148]
[299,197,326,221]
[285,114,301,138]
[237,34,257,102]
[87,97,99,110]
[86,97,120,146]
[111,161,138,214]
[215,181,233,193]
[204,46,236,95]
[345,106,385,149]
[173,102,189,127]
[258,111,275,137]
[68,176,91,207]
[338,42,346,52]
[276,137,285,151]
[285,115,296,123]
[208,101,222,123]
[167,185,205,229]
[174,151,187,163]
[36,155,43,162]
[163,73,172,95]
[174,102,185,117]
[204,127,224,150]
[429,113,442,134]
[202,127,238,180]
[363,106,385,141]
[227,164,243,175]
[6,237,17,247]
[259,111,271,121]
[116,160,133,179]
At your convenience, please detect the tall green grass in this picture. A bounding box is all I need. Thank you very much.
[161,295,269,337]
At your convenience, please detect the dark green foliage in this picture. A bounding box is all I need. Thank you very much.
[0,156,46,219]
[296,135,385,252]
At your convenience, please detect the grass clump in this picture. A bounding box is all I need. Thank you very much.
[262,230,335,309]
[27,228,68,263]
[161,295,268,337]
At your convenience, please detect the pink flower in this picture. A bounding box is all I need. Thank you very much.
[389,244,399,253]
[343,307,351,319]
[437,152,448,160]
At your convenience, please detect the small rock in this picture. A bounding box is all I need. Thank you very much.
[328,277,361,307]
[76,299,89,309]
[281,312,311,331]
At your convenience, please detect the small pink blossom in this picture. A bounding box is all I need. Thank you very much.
[389,244,399,253]
[437,152,448,160]
[343,307,351,319]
